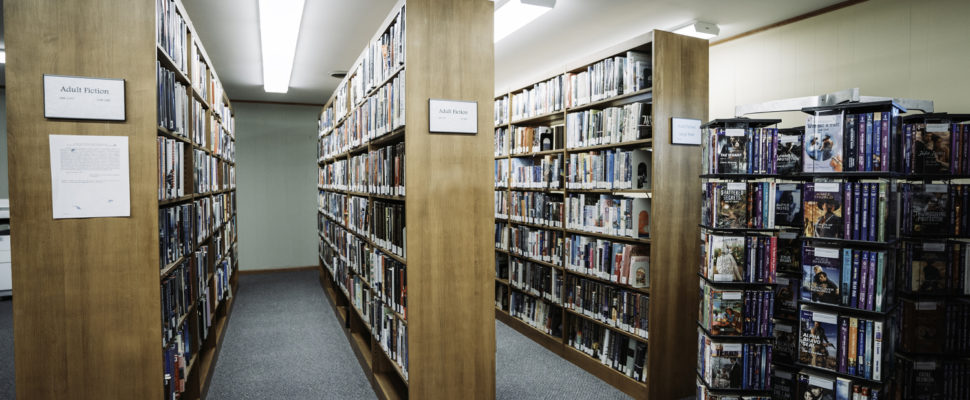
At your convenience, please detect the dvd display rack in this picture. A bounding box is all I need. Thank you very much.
[492,30,708,399]
[697,118,783,400]
[6,0,238,399]
[315,1,495,399]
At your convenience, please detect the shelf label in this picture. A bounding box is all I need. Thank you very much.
[44,74,126,121]
[671,117,702,145]
[429,99,478,134]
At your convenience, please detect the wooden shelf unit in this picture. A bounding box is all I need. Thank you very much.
[5,0,239,399]
[315,1,495,399]
[492,30,708,399]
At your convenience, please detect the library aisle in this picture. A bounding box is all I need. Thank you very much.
[202,269,631,399]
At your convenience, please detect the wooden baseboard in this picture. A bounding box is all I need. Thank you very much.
[238,265,317,274]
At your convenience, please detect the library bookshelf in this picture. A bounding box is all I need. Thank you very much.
[315,1,495,399]
[492,30,708,399]
[5,0,238,399]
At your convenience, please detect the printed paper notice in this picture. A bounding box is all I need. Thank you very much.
[49,135,131,219]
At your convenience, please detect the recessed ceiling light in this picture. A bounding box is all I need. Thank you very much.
[0,50,5,64]
[258,0,306,93]
[329,71,348,79]
[672,21,720,40]
[494,0,556,43]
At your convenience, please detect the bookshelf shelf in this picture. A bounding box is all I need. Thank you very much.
[564,308,648,342]
[8,0,239,398]
[509,253,563,271]
[493,30,707,399]
[564,87,653,113]
[316,1,493,399]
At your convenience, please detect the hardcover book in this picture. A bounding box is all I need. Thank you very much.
[627,246,649,289]
[804,114,844,173]
[799,309,839,371]
[801,246,842,305]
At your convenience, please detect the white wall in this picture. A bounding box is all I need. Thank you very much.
[710,0,970,125]
[235,102,320,270]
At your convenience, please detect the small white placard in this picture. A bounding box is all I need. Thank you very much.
[672,117,702,145]
[429,99,477,134]
[815,182,840,192]
[815,247,840,258]
[44,75,126,121]
[926,123,949,133]
[726,182,746,191]
[725,128,745,137]
[49,134,131,219]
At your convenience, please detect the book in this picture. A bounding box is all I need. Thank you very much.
[777,127,803,175]
[710,289,744,335]
[715,182,748,229]
[708,235,745,282]
[801,246,842,305]
[804,114,844,173]
[799,308,839,371]
[775,183,803,227]
[797,372,836,400]
[805,182,844,239]
[913,123,952,174]
[716,128,748,174]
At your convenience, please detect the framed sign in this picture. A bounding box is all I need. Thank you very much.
[429,99,477,134]
[44,74,126,121]
[671,117,701,145]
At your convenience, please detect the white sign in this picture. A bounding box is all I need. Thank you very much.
[49,135,131,219]
[429,99,478,134]
[44,75,126,121]
[671,117,701,145]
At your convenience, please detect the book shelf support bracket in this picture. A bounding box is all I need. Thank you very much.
[734,88,934,117]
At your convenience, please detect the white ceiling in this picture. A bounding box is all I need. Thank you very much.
[181,0,849,105]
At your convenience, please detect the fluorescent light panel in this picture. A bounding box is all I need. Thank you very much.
[258,0,305,93]
[672,21,719,40]
[494,0,555,43]
[0,50,5,64]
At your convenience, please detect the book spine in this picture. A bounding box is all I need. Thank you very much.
[857,319,867,378]
[865,113,874,171]
[853,183,862,240]
[848,317,858,376]
[842,248,852,306]
[846,114,857,171]
[873,320,883,381]
[865,319,874,379]
[872,113,882,171]
[867,183,877,242]
[866,251,877,311]
[858,113,867,171]
[875,251,885,312]
[844,182,853,239]
[838,316,849,373]
[880,112,890,172]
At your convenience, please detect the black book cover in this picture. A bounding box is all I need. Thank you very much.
[799,309,839,372]
[775,183,803,228]
[806,182,844,239]
[910,184,950,235]
[716,130,748,174]
[913,124,952,174]
[777,129,803,175]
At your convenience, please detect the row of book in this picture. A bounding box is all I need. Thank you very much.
[370,142,405,196]
[894,356,970,399]
[158,137,186,201]
[509,125,563,155]
[495,284,510,311]
[902,122,970,175]
[565,193,650,238]
[702,181,783,230]
[699,283,775,337]
[697,330,772,390]
[220,163,235,191]
[495,221,508,250]
[156,0,188,72]
[494,159,508,188]
[563,50,651,109]
[510,191,564,228]
[193,149,220,194]
[371,200,405,258]
[371,297,409,381]
[899,183,970,237]
[897,299,970,354]
[319,107,335,136]
[494,190,508,219]
[803,112,892,173]
[510,258,563,303]
[798,307,886,381]
[193,197,212,245]
[192,98,205,147]
[334,80,349,121]
[899,240,970,295]
[700,233,778,284]
[510,75,564,121]
[567,317,648,382]
[160,204,194,268]
[495,95,509,126]
[347,195,368,236]
[565,102,651,149]
[509,290,562,337]
[509,225,563,265]
[508,155,563,189]
[564,149,651,190]
[564,276,649,339]
[800,245,890,312]
[804,181,892,241]
[319,159,347,189]
[704,126,784,175]
[212,119,235,162]
[370,249,407,318]
[769,369,886,400]
[344,72,406,147]
[319,191,344,221]
[349,151,369,193]
[191,44,209,103]
[355,6,404,98]
[157,63,190,138]
[564,236,649,289]
[162,323,191,400]
[161,259,193,345]
[495,127,509,157]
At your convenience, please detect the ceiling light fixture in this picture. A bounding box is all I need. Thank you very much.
[0,50,5,64]
[494,0,556,43]
[329,71,348,79]
[672,21,720,40]
[258,0,305,93]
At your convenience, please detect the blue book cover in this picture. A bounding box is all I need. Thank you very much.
[865,112,874,171]
[841,249,852,306]
[859,250,869,310]
[852,183,862,240]
[857,320,867,378]
[798,309,839,371]
[868,183,877,241]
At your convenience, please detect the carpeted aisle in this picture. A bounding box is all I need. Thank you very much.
[207,269,376,400]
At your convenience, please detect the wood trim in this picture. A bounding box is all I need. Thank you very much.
[238,265,317,275]
[229,99,325,108]
[710,0,868,46]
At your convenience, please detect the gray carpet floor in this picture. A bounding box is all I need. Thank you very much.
[0,271,635,399]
